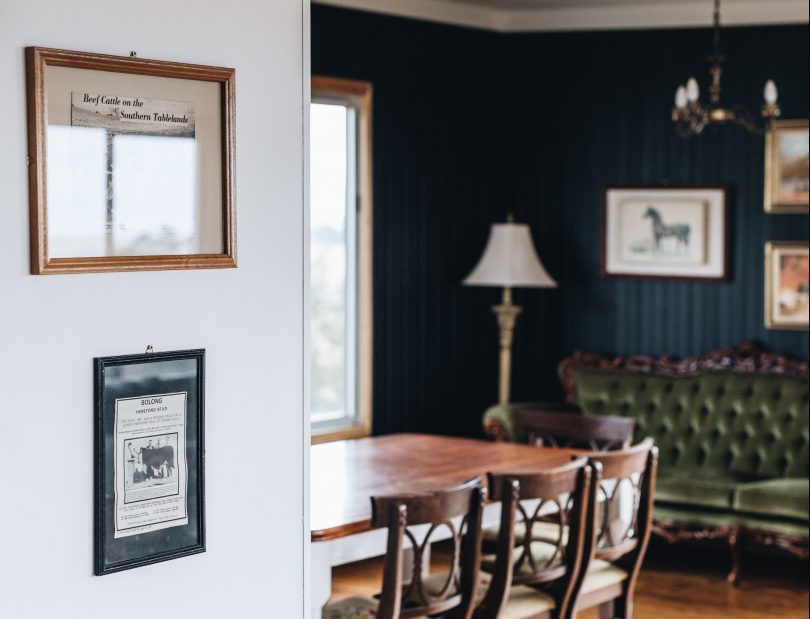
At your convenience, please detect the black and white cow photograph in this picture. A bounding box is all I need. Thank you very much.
[124,434,178,489]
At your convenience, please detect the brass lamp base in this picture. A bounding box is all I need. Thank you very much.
[493,286,521,404]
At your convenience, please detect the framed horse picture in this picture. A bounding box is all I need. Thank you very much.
[602,186,729,280]
[94,348,205,575]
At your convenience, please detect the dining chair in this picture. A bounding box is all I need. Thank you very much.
[321,477,486,619]
[517,409,636,452]
[477,457,598,619]
[570,438,658,619]
[482,411,633,555]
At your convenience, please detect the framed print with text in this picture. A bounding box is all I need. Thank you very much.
[26,47,236,274]
[764,120,809,214]
[95,349,205,575]
[602,186,729,280]
[765,242,809,330]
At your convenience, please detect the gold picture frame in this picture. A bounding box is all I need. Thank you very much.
[765,241,809,331]
[26,47,236,274]
[764,119,809,214]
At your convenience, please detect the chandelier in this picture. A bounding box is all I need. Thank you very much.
[671,0,781,137]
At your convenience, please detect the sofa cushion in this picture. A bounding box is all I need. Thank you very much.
[733,479,809,522]
[656,470,738,510]
[575,370,810,480]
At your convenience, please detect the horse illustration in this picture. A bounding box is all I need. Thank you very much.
[643,206,690,252]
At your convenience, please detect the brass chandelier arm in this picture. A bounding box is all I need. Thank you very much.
[671,0,781,137]
[673,103,775,137]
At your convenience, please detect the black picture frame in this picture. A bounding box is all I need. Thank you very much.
[94,349,205,575]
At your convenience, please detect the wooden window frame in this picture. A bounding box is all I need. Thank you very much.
[310,76,373,444]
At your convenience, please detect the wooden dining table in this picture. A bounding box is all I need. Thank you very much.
[310,433,579,617]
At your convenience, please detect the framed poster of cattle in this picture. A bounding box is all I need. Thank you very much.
[602,186,729,281]
[94,349,205,575]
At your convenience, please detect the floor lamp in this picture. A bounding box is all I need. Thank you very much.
[463,217,557,404]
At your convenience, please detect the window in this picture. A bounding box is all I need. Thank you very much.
[310,76,373,443]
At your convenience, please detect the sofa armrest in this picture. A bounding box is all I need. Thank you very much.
[483,401,580,442]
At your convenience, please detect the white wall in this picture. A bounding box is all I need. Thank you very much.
[0,1,307,617]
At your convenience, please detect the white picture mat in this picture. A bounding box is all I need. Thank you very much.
[605,188,726,278]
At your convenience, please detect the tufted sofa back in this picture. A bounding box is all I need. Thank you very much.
[575,370,809,480]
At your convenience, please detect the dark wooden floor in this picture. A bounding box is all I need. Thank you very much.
[330,541,809,618]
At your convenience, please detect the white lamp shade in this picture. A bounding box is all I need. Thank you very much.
[463,223,557,288]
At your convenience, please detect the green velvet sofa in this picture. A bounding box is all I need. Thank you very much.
[483,342,809,580]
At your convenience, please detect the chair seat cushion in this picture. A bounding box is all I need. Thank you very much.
[655,470,738,510]
[476,559,627,619]
[478,572,556,619]
[402,572,461,608]
[498,583,557,619]
[580,559,628,596]
[733,479,809,522]
[322,596,378,619]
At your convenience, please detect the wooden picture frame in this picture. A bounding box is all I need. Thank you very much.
[601,186,729,281]
[765,241,809,331]
[764,120,809,214]
[95,349,205,575]
[26,47,236,274]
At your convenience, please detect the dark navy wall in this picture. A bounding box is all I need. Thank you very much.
[312,5,809,438]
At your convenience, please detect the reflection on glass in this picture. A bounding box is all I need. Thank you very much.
[112,135,197,256]
[106,358,197,388]
[47,128,198,258]
[47,126,108,258]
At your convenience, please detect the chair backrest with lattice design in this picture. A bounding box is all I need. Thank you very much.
[584,438,657,562]
[370,477,486,619]
[518,409,636,452]
[484,457,597,618]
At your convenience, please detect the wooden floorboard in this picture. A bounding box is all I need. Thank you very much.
[329,542,809,618]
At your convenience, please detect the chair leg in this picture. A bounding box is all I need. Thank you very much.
[727,525,742,586]
[598,600,614,619]
[612,591,634,619]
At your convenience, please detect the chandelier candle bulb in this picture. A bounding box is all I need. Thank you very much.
[686,77,700,102]
[764,80,778,104]
[675,86,688,109]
